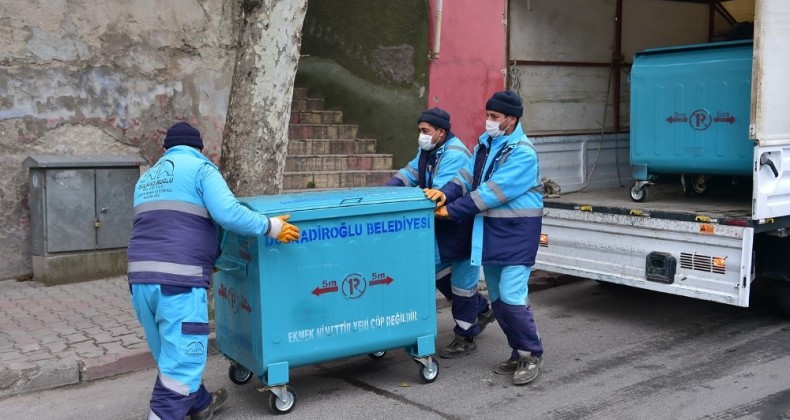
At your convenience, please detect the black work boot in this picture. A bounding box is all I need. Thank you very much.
[438,334,478,358]
[190,388,228,420]
[477,307,496,333]
[512,355,543,385]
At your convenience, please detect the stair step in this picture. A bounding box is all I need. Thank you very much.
[288,138,378,155]
[292,87,309,99]
[289,124,358,140]
[283,170,397,190]
[285,154,394,172]
[290,110,343,124]
[291,98,325,111]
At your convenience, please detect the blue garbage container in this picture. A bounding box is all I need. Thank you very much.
[629,40,753,202]
[213,187,439,414]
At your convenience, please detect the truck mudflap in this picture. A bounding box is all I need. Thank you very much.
[535,208,754,307]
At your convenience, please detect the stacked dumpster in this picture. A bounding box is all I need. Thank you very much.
[629,40,754,201]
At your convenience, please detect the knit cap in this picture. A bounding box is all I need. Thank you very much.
[485,90,523,118]
[163,122,204,150]
[417,107,451,131]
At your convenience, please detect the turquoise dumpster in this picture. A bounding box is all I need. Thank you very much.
[213,187,439,414]
[629,40,753,202]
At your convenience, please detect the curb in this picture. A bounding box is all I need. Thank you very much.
[0,358,79,399]
[0,337,219,399]
[79,349,156,382]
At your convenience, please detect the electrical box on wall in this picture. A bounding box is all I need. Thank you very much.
[23,155,146,285]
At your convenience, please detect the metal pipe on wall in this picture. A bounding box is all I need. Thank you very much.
[431,0,443,59]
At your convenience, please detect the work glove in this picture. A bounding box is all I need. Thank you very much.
[423,188,446,207]
[434,206,450,219]
[266,214,301,243]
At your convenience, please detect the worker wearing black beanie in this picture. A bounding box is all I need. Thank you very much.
[386,108,496,357]
[424,89,546,386]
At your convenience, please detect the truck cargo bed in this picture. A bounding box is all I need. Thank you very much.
[543,183,756,226]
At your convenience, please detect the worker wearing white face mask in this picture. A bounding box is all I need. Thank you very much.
[386,108,496,358]
[424,91,546,386]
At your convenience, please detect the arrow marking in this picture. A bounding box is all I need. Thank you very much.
[714,116,735,124]
[312,285,339,296]
[666,116,688,123]
[370,276,394,286]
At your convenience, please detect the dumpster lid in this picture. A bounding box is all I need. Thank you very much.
[636,39,752,58]
[23,155,147,168]
[239,187,432,214]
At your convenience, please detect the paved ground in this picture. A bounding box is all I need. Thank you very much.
[0,270,574,399]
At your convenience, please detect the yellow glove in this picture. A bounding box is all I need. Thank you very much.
[435,206,450,219]
[423,188,446,207]
[267,214,301,243]
[277,224,300,243]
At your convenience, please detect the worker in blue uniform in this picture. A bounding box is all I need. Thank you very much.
[386,108,495,358]
[424,91,545,385]
[127,122,301,419]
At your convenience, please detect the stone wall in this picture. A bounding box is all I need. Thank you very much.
[0,0,239,279]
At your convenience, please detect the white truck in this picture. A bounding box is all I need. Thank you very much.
[505,0,790,314]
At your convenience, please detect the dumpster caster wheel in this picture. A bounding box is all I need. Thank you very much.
[692,176,708,195]
[368,350,387,360]
[228,364,253,385]
[630,184,647,202]
[418,358,439,384]
[682,174,708,196]
[267,385,297,415]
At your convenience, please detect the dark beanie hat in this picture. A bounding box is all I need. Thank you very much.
[163,122,204,150]
[485,90,523,118]
[417,107,451,131]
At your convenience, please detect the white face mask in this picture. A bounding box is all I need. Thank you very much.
[485,120,504,138]
[418,132,436,151]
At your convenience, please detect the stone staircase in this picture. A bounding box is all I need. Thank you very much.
[285,87,396,190]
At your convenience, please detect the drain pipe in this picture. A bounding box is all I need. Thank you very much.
[431,0,443,59]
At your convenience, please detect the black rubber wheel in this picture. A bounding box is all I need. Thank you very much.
[630,185,647,202]
[418,358,439,384]
[228,364,253,385]
[692,177,708,195]
[267,385,297,415]
[368,350,387,360]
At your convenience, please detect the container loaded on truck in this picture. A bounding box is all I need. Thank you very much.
[498,0,790,315]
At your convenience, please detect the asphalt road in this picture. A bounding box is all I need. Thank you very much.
[1,279,788,420]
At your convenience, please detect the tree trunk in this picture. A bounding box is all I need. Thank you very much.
[221,0,308,196]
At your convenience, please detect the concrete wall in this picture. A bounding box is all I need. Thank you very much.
[0,0,239,280]
[295,0,429,168]
[426,0,506,151]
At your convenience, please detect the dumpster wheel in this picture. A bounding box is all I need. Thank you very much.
[415,356,440,383]
[228,364,253,385]
[368,350,387,360]
[266,385,297,415]
[629,183,648,202]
